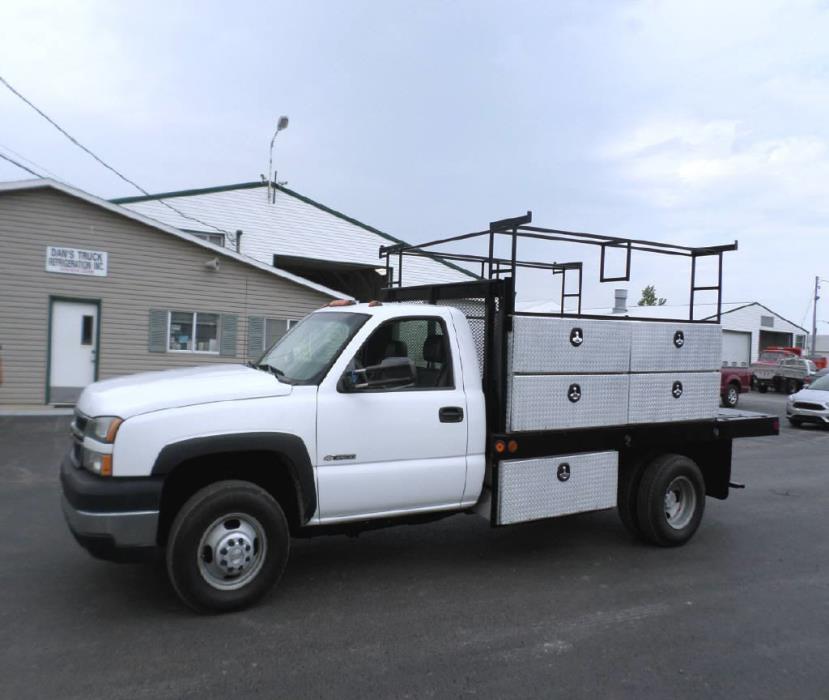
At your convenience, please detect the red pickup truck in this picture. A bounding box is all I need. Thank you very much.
[721,366,752,407]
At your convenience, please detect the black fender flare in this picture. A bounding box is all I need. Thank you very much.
[151,432,316,523]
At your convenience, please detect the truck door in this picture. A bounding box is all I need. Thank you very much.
[315,315,468,522]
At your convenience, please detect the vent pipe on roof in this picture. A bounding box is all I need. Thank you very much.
[235,230,243,253]
[613,289,628,314]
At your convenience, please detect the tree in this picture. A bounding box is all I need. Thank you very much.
[638,285,666,306]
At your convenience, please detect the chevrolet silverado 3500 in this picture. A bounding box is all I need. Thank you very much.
[61,214,778,612]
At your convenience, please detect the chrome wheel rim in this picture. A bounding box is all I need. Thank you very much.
[197,513,267,591]
[727,387,737,405]
[664,476,696,530]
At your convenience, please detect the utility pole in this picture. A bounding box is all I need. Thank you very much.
[267,116,290,203]
[812,276,820,357]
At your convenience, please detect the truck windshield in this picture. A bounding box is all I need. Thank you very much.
[257,311,369,385]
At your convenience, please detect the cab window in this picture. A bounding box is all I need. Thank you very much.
[351,317,453,390]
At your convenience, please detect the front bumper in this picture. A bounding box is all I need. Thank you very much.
[60,451,163,561]
[786,404,829,424]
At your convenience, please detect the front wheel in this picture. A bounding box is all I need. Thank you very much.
[166,480,290,613]
[758,383,768,393]
[636,454,705,547]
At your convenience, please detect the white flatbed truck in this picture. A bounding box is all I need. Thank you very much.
[61,213,778,612]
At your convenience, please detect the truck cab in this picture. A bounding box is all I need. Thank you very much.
[62,303,487,610]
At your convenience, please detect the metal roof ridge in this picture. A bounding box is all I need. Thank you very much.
[111,181,478,280]
[110,181,266,204]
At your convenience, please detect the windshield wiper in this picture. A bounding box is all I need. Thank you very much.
[257,363,290,381]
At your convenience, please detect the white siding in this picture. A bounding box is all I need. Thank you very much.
[715,305,806,362]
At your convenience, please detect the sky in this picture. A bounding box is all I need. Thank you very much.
[1,0,827,329]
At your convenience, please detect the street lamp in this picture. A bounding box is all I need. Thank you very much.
[267,115,290,202]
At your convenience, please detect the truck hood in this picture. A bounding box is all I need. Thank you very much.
[76,364,291,419]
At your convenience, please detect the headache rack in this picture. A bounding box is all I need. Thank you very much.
[380,212,740,448]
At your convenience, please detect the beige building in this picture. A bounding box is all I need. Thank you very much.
[0,179,347,406]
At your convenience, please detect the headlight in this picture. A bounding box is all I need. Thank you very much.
[82,448,112,476]
[84,416,123,443]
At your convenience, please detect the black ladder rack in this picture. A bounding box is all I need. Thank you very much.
[379,211,737,322]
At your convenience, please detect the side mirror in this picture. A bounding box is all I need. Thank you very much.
[342,357,416,391]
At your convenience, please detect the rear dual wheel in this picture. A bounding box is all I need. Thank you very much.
[618,454,706,547]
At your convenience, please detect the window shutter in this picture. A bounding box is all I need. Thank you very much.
[247,316,264,361]
[219,314,238,357]
[148,309,168,353]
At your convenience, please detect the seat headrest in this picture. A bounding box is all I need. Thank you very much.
[423,335,446,363]
[384,340,408,358]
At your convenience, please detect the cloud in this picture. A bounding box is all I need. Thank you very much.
[603,118,829,215]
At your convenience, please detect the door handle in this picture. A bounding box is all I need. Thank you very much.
[439,406,464,423]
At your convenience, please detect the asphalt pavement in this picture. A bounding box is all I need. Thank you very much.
[0,393,827,699]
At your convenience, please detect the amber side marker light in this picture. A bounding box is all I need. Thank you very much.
[105,418,123,443]
[100,455,113,477]
[507,439,519,454]
[494,440,506,454]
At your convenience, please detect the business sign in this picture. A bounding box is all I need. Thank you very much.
[45,246,108,277]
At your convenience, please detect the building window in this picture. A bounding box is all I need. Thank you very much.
[194,232,225,247]
[760,315,774,328]
[169,312,220,353]
[264,318,298,349]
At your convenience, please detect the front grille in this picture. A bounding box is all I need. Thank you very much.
[72,411,88,436]
[70,410,87,467]
[793,402,826,411]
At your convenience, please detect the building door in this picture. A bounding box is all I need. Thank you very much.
[722,330,751,366]
[49,300,98,404]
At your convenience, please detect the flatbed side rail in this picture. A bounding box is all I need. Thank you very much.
[489,412,779,463]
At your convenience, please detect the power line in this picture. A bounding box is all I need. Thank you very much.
[0,150,43,178]
[0,74,232,239]
[0,142,64,181]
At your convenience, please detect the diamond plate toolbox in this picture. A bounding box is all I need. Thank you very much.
[628,371,720,424]
[629,321,721,372]
[497,451,619,525]
[510,316,632,374]
[508,374,629,431]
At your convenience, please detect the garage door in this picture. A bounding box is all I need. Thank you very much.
[759,330,793,353]
[722,330,751,367]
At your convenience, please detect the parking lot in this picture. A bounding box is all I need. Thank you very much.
[0,393,827,699]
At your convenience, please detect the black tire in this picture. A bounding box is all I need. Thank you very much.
[786,379,799,394]
[758,383,768,393]
[636,454,705,547]
[722,383,739,408]
[788,417,803,428]
[617,460,646,538]
[166,480,290,613]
